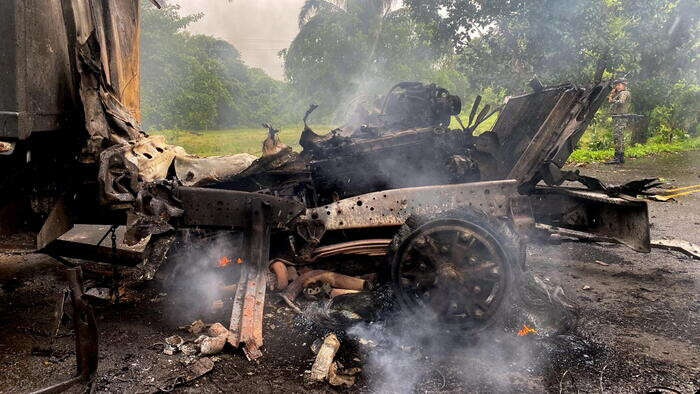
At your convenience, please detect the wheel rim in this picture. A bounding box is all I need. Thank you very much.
[393,219,510,330]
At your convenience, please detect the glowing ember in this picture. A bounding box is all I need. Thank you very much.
[236,257,243,264]
[218,256,232,267]
[517,324,537,336]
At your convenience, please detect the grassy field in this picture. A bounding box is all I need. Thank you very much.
[152,124,329,157]
[151,115,496,157]
[151,119,698,164]
[568,136,700,163]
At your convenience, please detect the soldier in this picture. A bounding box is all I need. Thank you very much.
[607,78,631,164]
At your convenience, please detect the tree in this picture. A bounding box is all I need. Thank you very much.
[404,0,699,142]
[140,0,298,130]
[284,0,432,119]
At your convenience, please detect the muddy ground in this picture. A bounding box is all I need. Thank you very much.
[1,151,698,393]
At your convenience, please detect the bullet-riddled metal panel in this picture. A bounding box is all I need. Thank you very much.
[176,187,306,229]
[307,180,518,231]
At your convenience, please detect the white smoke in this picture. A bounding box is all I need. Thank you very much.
[161,230,246,324]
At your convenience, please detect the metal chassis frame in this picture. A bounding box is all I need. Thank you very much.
[531,187,650,252]
[304,180,519,232]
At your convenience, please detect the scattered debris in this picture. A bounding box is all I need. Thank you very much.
[208,322,229,337]
[356,337,377,348]
[328,362,361,387]
[582,285,592,291]
[303,292,381,330]
[180,342,199,356]
[199,323,230,356]
[0,141,15,155]
[166,335,184,347]
[183,320,206,335]
[158,357,215,392]
[330,289,360,298]
[651,239,700,260]
[85,287,111,300]
[515,275,579,336]
[309,333,341,382]
[163,335,185,355]
[281,270,368,304]
[594,260,610,266]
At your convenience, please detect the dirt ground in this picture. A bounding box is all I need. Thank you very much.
[1,151,698,393]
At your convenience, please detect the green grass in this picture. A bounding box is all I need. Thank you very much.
[153,120,698,164]
[152,124,333,157]
[568,136,700,163]
[450,114,498,135]
[152,116,496,157]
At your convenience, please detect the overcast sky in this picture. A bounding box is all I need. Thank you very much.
[176,0,306,80]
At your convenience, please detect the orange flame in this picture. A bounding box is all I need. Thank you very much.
[218,256,243,267]
[517,324,537,336]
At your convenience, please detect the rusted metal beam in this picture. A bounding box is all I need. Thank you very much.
[227,198,270,361]
[176,187,304,229]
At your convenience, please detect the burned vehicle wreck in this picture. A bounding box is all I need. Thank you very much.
[0,1,659,389]
[89,78,653,363]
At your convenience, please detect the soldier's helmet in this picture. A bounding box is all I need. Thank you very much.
[613,77,628,85]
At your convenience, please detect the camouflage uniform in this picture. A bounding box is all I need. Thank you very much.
[609,88,631,162]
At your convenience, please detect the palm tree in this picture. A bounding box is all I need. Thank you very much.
[297,0,398,61]
[298,0,396,29]
[283,0,407,118]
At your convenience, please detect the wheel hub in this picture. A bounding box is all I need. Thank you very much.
[393,219,510,329]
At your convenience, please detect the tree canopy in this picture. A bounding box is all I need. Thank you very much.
[281,0,466,120]
[402,0,699,139]
[140,0,697,144]
[139,0,300,130]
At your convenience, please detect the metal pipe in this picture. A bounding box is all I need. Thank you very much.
[269,259,289,290]
[281,270,367,303]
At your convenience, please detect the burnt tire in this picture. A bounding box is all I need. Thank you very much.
[388,208,524,335]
